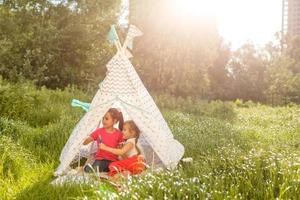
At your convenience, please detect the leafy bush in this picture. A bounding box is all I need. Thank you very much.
[0,81,38,121]
[0,1,118,89]
[234,99,259,108]
[0,117,26,140]
[0,81,89,164]
[0,80,88,127]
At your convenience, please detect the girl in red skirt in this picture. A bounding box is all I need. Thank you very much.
[99,120,146,179]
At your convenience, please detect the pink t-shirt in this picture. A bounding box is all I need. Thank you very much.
[90,128,123,161]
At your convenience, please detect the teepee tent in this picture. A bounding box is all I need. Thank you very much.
[54,25,184,176]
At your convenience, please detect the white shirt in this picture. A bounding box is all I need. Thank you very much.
[125,138,138,157]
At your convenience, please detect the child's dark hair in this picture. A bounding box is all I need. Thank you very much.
[124,120,141,154]
[107,108,124,131]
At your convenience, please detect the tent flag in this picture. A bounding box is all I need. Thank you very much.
[107,25,119,44]
[71,99,90,112]
[123,24,143,51]
[127,39,133,50]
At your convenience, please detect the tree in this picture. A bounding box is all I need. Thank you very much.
[263,35,300,104]
[227,43,266,102]
[129,0,220,97]
[0,0,120,89]
[208,40,231,100]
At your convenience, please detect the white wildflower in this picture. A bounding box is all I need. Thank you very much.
[182,157,193,163]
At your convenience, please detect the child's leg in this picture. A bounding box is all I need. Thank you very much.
[85,154,95,165]
[108,156,146,176]
[93,160,112,172]
[82,154,95,173]
[108,160,129,176]
[84,159,112,173]
[84,163,94,173]
[127,155,146,175]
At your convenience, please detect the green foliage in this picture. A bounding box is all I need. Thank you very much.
[0,135,49,200]
[119,147,299,199]
[119,104,300,200]
[0,78,87,126]
[265,39,300,105]
[227,43,266,102]
[1,0,300,105]
[0,80,88,163]
[15,179,100,200]
[165,111,245,159]
[0,136,35,181]
[0,0,120,89]
[18,116,78,162]
[154,93,236,121]
[234,99,258,108]
[129,1,300,104]
[0,0,299,198]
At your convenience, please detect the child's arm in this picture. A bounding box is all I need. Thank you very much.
[99,143,133,156]
[83,136,93,145]
[83,128,101,145]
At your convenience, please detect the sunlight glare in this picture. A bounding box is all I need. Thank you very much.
[171,0,282,48]
[172,0,217,19]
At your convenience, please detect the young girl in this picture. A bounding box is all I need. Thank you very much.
[99,120,146,178]
[82,108,124,173]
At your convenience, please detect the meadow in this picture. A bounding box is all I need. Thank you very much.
[0,79,299,199]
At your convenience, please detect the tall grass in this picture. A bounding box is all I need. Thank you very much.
[0,80,299,199]
[154,94,236,121]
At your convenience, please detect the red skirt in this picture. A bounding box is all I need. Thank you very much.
[108,155,146,176]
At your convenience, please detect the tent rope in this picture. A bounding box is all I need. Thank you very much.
[82,95,151,115]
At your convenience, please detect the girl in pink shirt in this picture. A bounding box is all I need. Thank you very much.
[82,108,124,173]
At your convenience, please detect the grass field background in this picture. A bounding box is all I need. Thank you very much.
[0,79,299,199]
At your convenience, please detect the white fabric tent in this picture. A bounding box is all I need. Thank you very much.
[54,25,184,176]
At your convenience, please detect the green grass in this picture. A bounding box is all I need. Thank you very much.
[0,80,299,199]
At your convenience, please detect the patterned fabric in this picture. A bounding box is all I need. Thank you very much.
[123,24,143,51]
[54,26,184,176]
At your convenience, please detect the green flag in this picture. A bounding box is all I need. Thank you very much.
[107,25,119,43]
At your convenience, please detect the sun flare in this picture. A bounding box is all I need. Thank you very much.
[171,0,281,48]
[172,0,217,19]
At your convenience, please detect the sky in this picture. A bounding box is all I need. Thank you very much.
[215,0,282,49]
[120,0,283,49]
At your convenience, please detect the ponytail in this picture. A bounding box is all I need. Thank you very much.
[107,108,124,131]
[118,111,124,131]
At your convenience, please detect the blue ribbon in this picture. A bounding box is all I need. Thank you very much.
[71,99,91,112]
